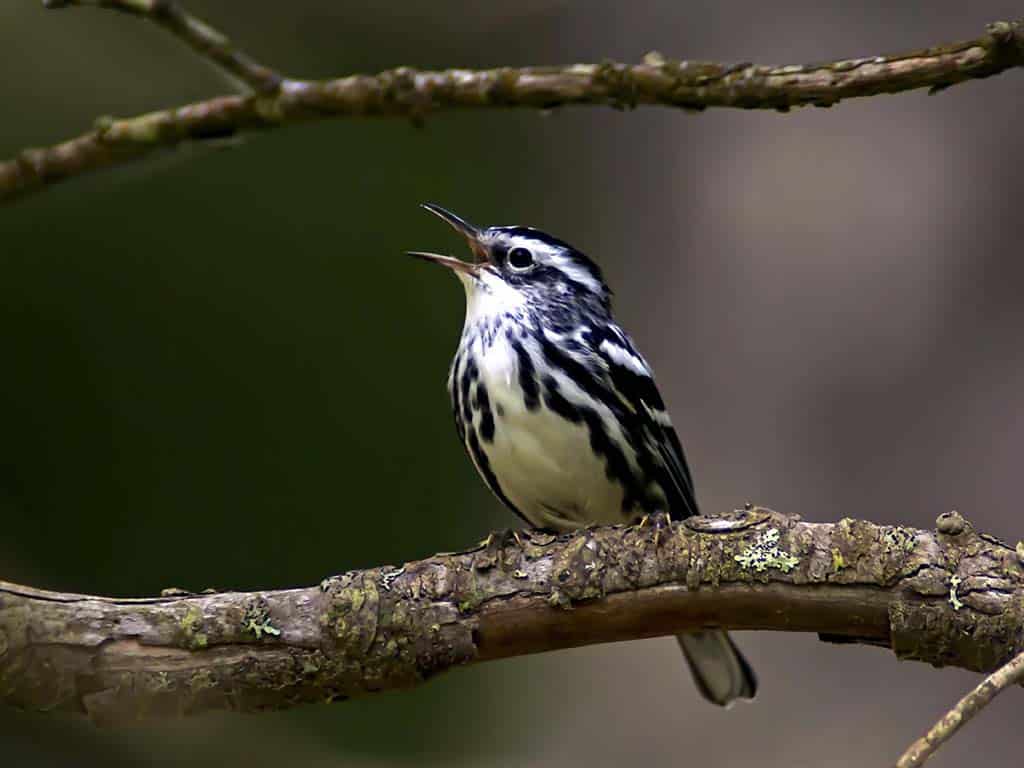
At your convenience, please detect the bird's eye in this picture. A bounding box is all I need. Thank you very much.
[507,247,534,271]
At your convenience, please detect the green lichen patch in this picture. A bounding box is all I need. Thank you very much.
[179,605,208,650]
[734,528,800,573]
[452,569,490,615]
[322,576,380,654]
[831,548,847,572]
[949,575,964,611]
[883,526,918,554]
[242,600,281,640]
[874,525,923,584]
[835,516,877,546]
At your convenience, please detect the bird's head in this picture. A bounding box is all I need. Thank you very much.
[409,203,611,324]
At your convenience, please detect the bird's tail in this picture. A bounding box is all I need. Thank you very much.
[676,630,757,707]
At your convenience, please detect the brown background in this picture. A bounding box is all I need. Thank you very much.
[2,1,1022,766]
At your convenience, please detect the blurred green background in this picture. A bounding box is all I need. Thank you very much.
[2,1,1023,766]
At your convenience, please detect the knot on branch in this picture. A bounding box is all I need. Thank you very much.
[593,60,639,110]
[379,67,434,125]
[319,567,477,691]
[890,599,1024,673]
[936,510,968,536]
[891,511,1024,672]
[551,532,609,603]
[984,19,1024,61]
[683,504,772,534]
[485,68,527,108]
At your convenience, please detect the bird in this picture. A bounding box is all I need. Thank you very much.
[409,203,757,706]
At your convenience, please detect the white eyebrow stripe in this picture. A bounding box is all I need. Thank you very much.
[504,234,562,260]
[499,233,606,295]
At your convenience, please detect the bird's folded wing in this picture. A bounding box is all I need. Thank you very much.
[593,329,699,518]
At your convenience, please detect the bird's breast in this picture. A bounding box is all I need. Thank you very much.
[457,326,637,531]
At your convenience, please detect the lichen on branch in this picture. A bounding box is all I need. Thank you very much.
[1,507,1022,726]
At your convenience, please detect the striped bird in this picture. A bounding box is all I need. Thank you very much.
[410,204,756,706]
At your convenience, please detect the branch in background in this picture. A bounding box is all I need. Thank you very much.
[896,649,1024,768]
[41,0,282,92]
[1,507,1022,734]
[2,7,1023,205]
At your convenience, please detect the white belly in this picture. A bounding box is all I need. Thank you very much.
[469,333,634,532]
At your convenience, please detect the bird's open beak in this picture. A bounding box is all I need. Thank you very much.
[407,203,488,276]
[407,250,482,277]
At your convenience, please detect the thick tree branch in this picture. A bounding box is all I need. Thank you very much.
[1,11,1022,205]
[896,648,1024,768]
[1,507,1022,728]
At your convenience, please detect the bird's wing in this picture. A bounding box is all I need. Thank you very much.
[590,326,699,519]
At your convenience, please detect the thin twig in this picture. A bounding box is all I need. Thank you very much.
[42,0,282,92]
[2,14,1023,205]
[895,650,1024,768]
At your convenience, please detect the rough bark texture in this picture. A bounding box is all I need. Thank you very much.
[1,507,1022,725]
[2,8,1023,205]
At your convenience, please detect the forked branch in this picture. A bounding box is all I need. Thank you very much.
[1,5,1022,204]
[41,0,282,91]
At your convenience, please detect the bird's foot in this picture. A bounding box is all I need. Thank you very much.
[637,510,673,547]
[473,528,519,571]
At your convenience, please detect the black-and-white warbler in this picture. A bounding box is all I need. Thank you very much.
[410,204,757,706]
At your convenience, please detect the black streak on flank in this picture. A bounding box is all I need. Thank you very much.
[541,375,642,511]
[466,426,529,524]
[475,382,495,442]
[541,375,582,423]
[509,333,540,411]
[460,356,478,425]
[580,408,642,511]
[540,334,672,512]
[538,336,619,418]
[449,352,465,443]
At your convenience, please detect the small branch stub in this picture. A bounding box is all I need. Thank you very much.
[936,510,967,536]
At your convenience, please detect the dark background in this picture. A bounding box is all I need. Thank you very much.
[2,1,1023,765]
